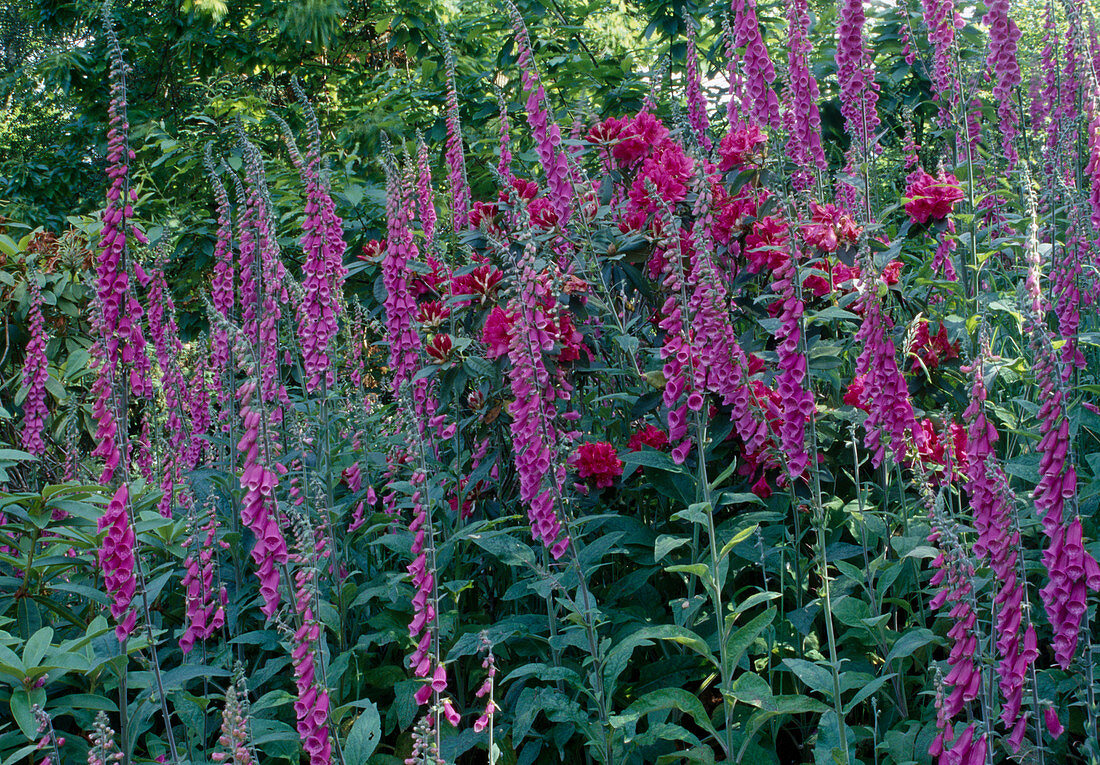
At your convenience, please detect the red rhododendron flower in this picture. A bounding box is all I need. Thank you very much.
[417,300,450,330]
[612,111,670,166]
[628,424,669,451]
[572,442,624,488]
[908,320,960,372]
[359,238,387,261]
[426,334,454,363]
[802,202,861,253]
[453,264,504,306]
[744,216,790,273]
[482,306,515,359]
[843,374,868,409]
[904,168,964,224]
[717,124,768,172]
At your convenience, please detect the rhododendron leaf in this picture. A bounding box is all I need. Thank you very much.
[623,450,684,474]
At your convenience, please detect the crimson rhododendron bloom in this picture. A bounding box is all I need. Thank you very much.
[628,424,669,451]
[572,442,624,489]
[904,168,964,224]
[426,334,454,363]
[482,306,515,360]
[908,320,960,372]
[717,124,767,172]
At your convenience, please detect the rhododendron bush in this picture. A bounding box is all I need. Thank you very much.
[3,0,1100,764]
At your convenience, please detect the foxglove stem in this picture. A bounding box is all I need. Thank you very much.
[20,274,49,456]
[441,33,471,232]
[732,0,780,129]
[683,14,712,151]
[507,0,574,228]
[783,0,828,192]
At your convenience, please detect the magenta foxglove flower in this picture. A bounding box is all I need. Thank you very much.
[179,508,228,655]
[442,35,471,232]
[732,0,780,129]
[983,0,1022,169]
[507,0,574,228]
[783,0,828,191]
[20,275,49,456]
[683,16,712,151]
[921,0,961,122]
[98,483,137,642]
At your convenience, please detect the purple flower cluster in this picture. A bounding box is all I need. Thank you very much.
[962,349,1036,746]
[416,134,437,246]
[851,287,922,467]
[443,37,471,233]
[505,240,571,558]
[98,484,137,642]
[289,87,348,393]
[983,0,1022,169]
[683,17,712,151]
[732,0,780,129]
[180,507,228,655]
[771,243,813,479]
[20,276,49,456]
[235,378,289,618]
[1024,231,1100,669]
[686,173,768,460]
[289,523,332,765]
[382,152,424,394]
[921,0,961,123]
[406,473,442,696]
[507,1,574,228]
[143,263,188,517]
[722,16,744,129]
[205,145,235,402]
[926,512,984,765]
[783,0,828,192]
[835,0,880,157]
[241,139,290,421]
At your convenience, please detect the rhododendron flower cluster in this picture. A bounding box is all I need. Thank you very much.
[628,424,668,452]
[907,320,960,372]
[572,442,623,489]
[904,169,964,225]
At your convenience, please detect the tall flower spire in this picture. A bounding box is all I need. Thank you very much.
[683,13,712,151]
[283,79,348,393]
[783,0,828,192]
[506,0,574,229]
[441,32,471,233]
[20,274,49,457]
[731,0,780,129]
